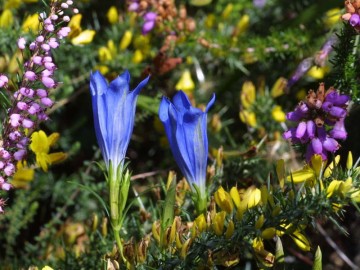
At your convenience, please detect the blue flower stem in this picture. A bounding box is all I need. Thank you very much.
[196,195,207,215]
[108,162,130,264]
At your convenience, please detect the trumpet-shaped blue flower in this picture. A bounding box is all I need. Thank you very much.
[90,70,149,171]
[159,90,215,213]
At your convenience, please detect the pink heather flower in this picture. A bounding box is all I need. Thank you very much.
[20,87,35,97]
[63,16,70,22]
[142,20,156,35]
[41,97,53,107]
[14,149,26,161]
[43,56,52,63]
[25,71,37,81]
[44,62,56,70]
[9,131,21,141]
[1,182,12,191]
[36,35,45,43]
[37,112,49,121]
[17,37,26,49]
[48,38,59,48]
[17,101,28,110]
[33,56,43,65]
[22,118,34,128]
[128,2,139,11]
[44,18,52,25]
[73,8,79,14]
[42,76,55,88]
[0,75,8,88]
[0,149,11,160]
[42,69,53,77]
[45,24,55,32]
[36,89,47,97]
[61,3,69,8]
[41,43,51,51]
[67,0,73,5]
[51,14,58,20]
[0,162,4,169]
[4,164,15,176]
[28,103,41,114]
[10,114,21,127]
[29,42,37,50]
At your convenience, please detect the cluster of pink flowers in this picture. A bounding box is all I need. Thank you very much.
[0,0,76,212]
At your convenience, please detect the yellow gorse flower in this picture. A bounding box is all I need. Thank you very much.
[175,70,195,94]
[290,231,311,251]
[11,161,34,188]
[107,6,118,24]
[240,81,256,109]
[0,9,14,28]
[30,130,67,172]
[68,14,95,45]
[287,154,325,184]
[271,106,286,123]
[22,13,39,32]
[214,186,233,214]
[119,30,133,51]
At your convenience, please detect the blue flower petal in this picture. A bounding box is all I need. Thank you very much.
[90,70,149,169]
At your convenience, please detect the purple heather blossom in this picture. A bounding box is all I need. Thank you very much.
[17,37,26,50]
[350,14,360,26]
[283,83,350,162]
[0,0,77,213]
[253,0,266,8]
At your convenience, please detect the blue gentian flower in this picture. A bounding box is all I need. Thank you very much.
[159,90,215,213]
[90,70,149,171]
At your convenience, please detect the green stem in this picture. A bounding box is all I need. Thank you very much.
[114,228,127,264]
[195,195,207,215]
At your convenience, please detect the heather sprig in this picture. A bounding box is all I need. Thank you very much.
[283,83,350,161]
[0,0,76,209]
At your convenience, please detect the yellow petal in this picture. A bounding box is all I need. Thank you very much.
[175,70,195,93]
[326,180,342,198]
[235,14,250,36]
[221,3,233,19]
[42,266,54,270]
[107,40,117,56]
[270,77,287,98]
[240,81,256,109]
[132,49,144,64]
[271,106,286,123]
[119,30,133,51]
[310,154,324,177]
[261,227,276,240]
[287,168,315,183]
[22,13,39,32]
[11,162,35,188]
[230,187,241,208]
[246,186,261,208]
[0,9,14,28]
[48,152,67,164]
[30,130,50,154]
[324,155,340,178]
[98,46,112,62]
[37,152,51,172]
[212,211,226,236]
[225,219,234,239]
[106,6,118,24]
[276,159,285,189]
[194,214,207,233]
[347,151,353,170]
[291,231,311,251]
[48,132,60,147]
[214,186,233,214]
[71,30,96,45]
